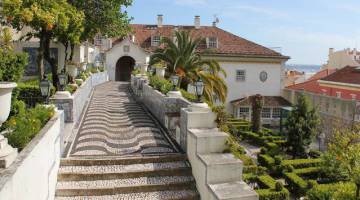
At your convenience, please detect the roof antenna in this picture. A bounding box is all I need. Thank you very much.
[213,14,219,27]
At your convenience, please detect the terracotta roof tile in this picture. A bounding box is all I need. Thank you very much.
[321,66,360,85]
[113,24,289,58]
[230,96,291,107]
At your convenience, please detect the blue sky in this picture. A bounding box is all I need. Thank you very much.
[126,0,360,65]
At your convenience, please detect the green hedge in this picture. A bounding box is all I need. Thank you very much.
[258,154,275,169]
[282,158,321,169]
[243,165,267,175]
[256,189,290,200]
[258,175,277,189]
[294,167,321,176]
[284,172,308,195]
[14,83,55,108]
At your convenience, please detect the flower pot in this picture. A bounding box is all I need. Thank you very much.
[66,64,78,78]
[0,82,16,126]
[141,64,148,75]
[156,67,165,78]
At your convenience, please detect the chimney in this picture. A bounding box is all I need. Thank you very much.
[194,15,200,29]
[354,48,357,54]
[212,21,216,27]
[329,48,334,55]
[157,14,163,28]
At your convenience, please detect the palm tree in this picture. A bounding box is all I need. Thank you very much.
[150,31,227,104]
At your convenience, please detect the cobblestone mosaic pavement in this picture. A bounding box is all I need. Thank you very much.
[69,82,177,157]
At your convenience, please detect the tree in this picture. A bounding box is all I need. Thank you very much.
[322,126,360,199]
[151,31,228,104]
[285,94,320,158]
[250,94,263,133]
[3,0,77,88]
[69,0,132,47]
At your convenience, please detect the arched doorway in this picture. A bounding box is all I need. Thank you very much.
[115,56,135,81]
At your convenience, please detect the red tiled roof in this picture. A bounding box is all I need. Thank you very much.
[321,66,360,85]
[286,66,360,100]
[230,96,291,107]
[113,24,289,59]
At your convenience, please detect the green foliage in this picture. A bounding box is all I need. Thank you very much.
[5,105,55,150]
[258,154,275,169]
[0,48,28,82]
[179,89,197,102]
[211,105,230,132]
[284,172,308,195]
[258,175,277,189]
[69,0,132,42]
[149,75,173,95]
[243,165,267,175]
[282,158,321,169]
[75,79,82,87]
[294,167,321,176]
[224,135,255,166]
[285,94,320,158]
[150,31,227,104]
[65,84,77,94]
[132,68,140,75]
[275,181,284,191]
[323,126,360,198]
[307,182,356,200]
[256,189,290,200]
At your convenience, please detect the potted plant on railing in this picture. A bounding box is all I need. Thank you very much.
[154,61,166,79]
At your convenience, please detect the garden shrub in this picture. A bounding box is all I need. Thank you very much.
[265,142,280,156]
[65,84,77,94]
[294,167,321,178]
[75,79,82,87]
[179,89,197,102]
[275,181,284,191]
[5,105,55,150]
[256,189,290,200]
[282,158,321,169]
[13,82,55,108]
[284,172,308,195]
[306,182,356,200]
[0,48,28,82]
[308,149,322,158]
[258,154,275,169]
[149,75,173,95]
[243,165,267,175]
[258,175,277,189]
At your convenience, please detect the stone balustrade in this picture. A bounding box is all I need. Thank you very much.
[50,72,108,123]
[131,75,258,200]
[0,110,64,200]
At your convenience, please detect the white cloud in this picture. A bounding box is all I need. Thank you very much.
[174,0,208,6]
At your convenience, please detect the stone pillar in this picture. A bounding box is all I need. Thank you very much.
[50,91,74,123]
[179,103,216,151]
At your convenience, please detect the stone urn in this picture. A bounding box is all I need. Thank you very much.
[0,82,18,168]
[80,62,87,71]
[0,82,17,125]
[156,67,165,79]
[141,64,149,75]
[66,64,78,78]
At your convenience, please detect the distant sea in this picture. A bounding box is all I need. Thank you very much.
[285,64,321,74]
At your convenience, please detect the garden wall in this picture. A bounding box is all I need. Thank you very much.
[51,71,108,123]
[0,110,64,200]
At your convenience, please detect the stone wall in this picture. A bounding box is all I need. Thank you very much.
[131,75,191,147]
[51,72,108,123]
[0,110,64,200]
[131,75,258,199]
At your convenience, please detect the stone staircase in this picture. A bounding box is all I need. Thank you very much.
[55,154,199,200]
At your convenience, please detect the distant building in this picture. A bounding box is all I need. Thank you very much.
[323,48,360,70]
[106,15,290,123]
[284,70,306,87]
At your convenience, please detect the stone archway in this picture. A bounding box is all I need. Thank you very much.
[115,56,135,81]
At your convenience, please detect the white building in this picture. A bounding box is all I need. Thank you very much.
[323,47,360,69]
[10,27,102,77]
[105,15,290,125]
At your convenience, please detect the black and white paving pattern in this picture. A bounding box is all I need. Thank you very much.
[69,82,176,157]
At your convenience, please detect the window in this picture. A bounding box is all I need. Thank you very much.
[238,107,250,118]
[236,70,246,81]
[336,91,342,98]
[207,37,218,48]
[261,107,271,118]
[94,34,102,46]
[272,108,281,118]
[151,35,161,46]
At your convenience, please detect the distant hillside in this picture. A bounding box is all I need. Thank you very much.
[285,64,321,73]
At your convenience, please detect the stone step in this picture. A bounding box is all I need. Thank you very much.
[60,154,187,166]
[198,153,243,184]
[56,175,196,197]
[58,161,192,181]
[208,181,258,200]
[55,190,199,200]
